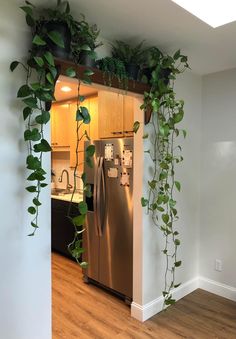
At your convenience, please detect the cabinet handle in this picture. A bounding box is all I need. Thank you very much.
[51,142,58,146]
[124,131,134,134]
[111,131,123,135]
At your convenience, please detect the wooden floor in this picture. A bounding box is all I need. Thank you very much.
[52,253,236,339]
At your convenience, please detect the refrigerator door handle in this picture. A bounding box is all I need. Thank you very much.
[93,156,100,236]
[97,156,105,237]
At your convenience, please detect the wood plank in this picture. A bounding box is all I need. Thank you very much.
[55,58,150,96]
[52,253,236,339]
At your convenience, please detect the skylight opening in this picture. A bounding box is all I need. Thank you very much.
[171,0,236,28]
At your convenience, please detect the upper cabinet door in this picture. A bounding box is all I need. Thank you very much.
[51,103,70,148]
[123,96,134,137]
[98,91,124,138]
[89,96,99,141]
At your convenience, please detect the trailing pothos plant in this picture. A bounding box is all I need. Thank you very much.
[9,0,95,262]
[136,49,189,307]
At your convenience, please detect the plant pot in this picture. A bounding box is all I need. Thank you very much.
[79,51,96,68]
[125,63,140,81]
[44,21,71,60]
[141,67,171,84]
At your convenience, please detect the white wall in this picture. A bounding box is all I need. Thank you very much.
[141,70,202,306]
[200,69,236,288]
[0,1,51,338]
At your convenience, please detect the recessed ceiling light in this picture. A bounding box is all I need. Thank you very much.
[171,0,236,28]
[61,86,72,92]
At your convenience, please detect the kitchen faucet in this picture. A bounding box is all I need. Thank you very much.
[58,169,73,193]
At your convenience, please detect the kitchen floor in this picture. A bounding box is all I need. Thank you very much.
[52,253,236,339]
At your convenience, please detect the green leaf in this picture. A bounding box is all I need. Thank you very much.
[78,201,88,215]
[17,85,31,98]
[47,30,64,48]
[80,261,88,268]
[81,172,87,184]
[164,298,176,306]
[22,97,38,109]
[174,283,181,288]
[26,14,35,27]
[142,133,149,139]
[76,109,83,121]
[174,181,181,192]
[174,110,184,124]
[46,72,54,84]
[65,67,76,78]
[175,239,181,246]
[33,139,52,153]
[79,95,85,102]
[141,197,148,207]
[83,69,94,76]
[133,121,140,134]
[86,145,95,157]
[175,261,182,267]
[148,180,157,190]
[26,186,37,193]
[32,34,46,46]
[49,66,58,79]
[80,44,91,51]
[24,128,41,141]
[26,155,41,170]
[33,198,41,206]
[10,61,19,72]
[162,214,169,224]
[72,214,86,226]
[20,5,33,16]
[173,49,181,60]
[28,206,36,214]
[40,183,48,188]
[31,222,38,228]
[84,184,92,197]
[82,76,92,85]
[43,51,55,66]
[35,111,50,124]
[80,106,91,124]
[33,56,44,67]
[182,129,187,138]
[169,199,176,208]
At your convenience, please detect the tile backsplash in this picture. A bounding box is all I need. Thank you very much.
[51,151,83,191]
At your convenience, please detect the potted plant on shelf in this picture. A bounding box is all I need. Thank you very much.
[22,0,80,60]
[72,14,103,67]
[111,40,146,80]
[96,56,128,88]
[140,46,172,85]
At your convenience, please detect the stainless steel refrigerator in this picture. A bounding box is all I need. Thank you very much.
[83,138,133,302]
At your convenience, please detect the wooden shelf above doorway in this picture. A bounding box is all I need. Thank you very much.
[54,58,151,124]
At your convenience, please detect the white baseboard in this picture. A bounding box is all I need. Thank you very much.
[131,276,236,322]
[198,276,236,302]
[131,277,199,322]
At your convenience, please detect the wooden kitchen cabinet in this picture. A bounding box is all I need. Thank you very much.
[51,103,70,149]
[123,96,134,137]
[98,90,134,139]
[98,91,124,138]
[69,96,98,169]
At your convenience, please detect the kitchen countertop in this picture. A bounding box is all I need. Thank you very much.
[51,192,83,204]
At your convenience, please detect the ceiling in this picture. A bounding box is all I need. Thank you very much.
[33,0,236,75]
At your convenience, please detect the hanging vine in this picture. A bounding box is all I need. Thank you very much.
[140,50,189,306]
